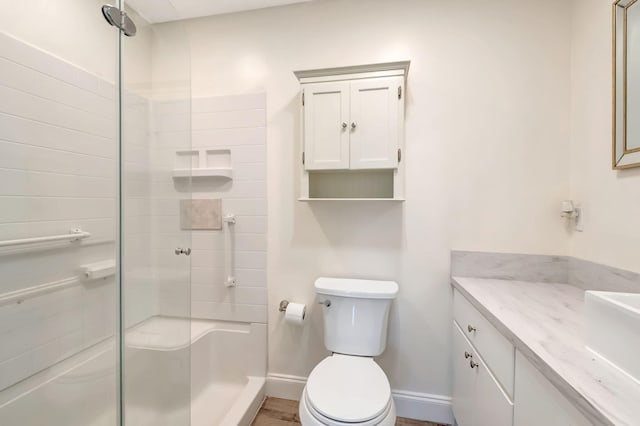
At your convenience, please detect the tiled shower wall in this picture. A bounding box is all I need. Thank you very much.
[152,93,267,323]
[0,32,117,391]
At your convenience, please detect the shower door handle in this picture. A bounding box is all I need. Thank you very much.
[174,248,191,256]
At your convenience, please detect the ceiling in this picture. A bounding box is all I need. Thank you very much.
[126,0,314,23]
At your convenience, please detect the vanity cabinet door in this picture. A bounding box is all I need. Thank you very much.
[453,323,475,426]
[453,289,515,398]
[349,77,403,170]
[303,82,350,170]
[474,350,514,426]
[513,351,592,426]
[453,323,514,426]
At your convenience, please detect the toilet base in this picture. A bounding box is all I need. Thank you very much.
[299,387,396,426]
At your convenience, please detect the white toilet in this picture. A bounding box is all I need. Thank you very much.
[299,277,399,426]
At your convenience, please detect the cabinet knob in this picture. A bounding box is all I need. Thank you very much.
[351,122,357,129]
[464,351,472,359]
[467,324,476,333]
[470,360,478,369]
[342,122,348,129]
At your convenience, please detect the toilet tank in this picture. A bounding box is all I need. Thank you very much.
[315,277,399,357]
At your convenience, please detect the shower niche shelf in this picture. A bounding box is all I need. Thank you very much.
[172,148,232,179]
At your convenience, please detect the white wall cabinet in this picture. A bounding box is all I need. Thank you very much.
[303,77,403,170]
[452,289,594,426]
[295,62,409,200]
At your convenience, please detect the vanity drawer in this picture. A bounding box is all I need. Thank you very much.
[453,289,515,398]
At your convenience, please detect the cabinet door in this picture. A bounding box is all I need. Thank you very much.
[453,290,515,398]
[349,76,403,169]
[474,350,514,426]
[452,323,475,426]
[514,351,592,426]
[303,82,350,170]
[453,323,514,426]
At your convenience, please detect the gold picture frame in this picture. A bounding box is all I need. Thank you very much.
[613,0,640,169]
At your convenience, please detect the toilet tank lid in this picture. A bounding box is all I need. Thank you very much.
[315,278,399,299]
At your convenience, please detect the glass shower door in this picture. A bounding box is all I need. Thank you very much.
[0,1,192,425]
[0,1,120,425]
[119,1,192,425]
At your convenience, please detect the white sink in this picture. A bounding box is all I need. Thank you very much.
[585,291,640,383]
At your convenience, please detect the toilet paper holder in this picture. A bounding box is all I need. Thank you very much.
[279,299,329,313]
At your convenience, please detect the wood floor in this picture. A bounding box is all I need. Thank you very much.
[251,397,448,426]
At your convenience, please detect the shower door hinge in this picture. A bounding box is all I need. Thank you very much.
[302,92,305,106]
[398,86,402,99]
[302,152,305,165]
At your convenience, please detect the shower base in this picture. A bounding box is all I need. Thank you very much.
[0,317,266,426]
[126,316,267,426]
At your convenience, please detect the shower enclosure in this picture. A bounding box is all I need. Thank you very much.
[0,1,193,424]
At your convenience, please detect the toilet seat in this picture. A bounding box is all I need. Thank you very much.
[303,388,394,426]
[305,354,392,424]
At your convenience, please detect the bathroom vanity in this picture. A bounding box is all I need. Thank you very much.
[450,277,640,426]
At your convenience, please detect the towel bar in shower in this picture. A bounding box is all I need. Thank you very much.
[0,229,91,248]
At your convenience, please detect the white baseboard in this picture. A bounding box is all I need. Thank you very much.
[266,373,454,425]
[392,389,454,425]
[266,373,307,401]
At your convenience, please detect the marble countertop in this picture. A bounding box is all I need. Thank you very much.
[451,277,640,426]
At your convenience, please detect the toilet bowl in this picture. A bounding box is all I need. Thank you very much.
[300,354,396,426]
[299,278,399,426]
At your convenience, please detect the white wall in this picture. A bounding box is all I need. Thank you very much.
[163,0,573,405]
[0,0,117,82]
[569,0,640,274]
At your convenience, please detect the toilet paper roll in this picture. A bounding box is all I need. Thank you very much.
[285,302,306,325]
